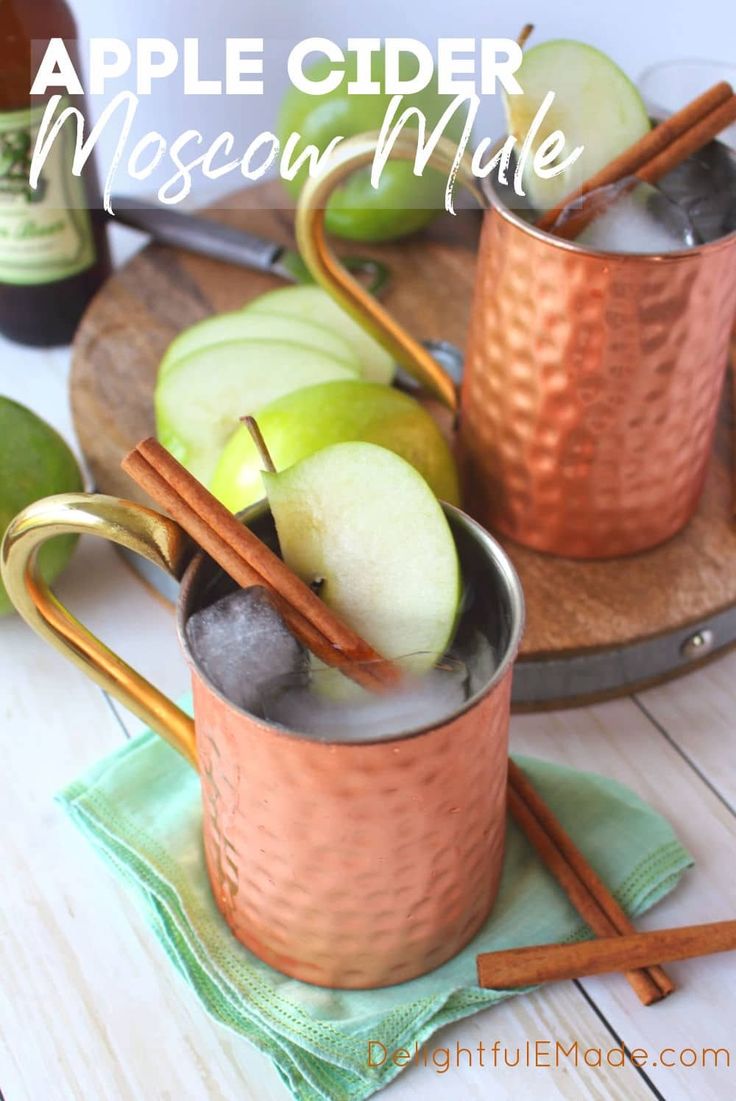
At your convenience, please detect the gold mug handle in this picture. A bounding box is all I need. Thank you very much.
[294,130,485,413]
[1,493,198,766]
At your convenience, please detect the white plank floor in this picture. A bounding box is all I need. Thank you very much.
[1,234,735,1100]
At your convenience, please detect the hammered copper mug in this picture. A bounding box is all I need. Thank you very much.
[295,133,736,558]
[1,493,524,988]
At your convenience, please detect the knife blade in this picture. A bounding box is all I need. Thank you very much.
[109,195,390,295]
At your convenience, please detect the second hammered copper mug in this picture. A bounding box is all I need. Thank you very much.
[296,133,736,558]
[2,495,523,989]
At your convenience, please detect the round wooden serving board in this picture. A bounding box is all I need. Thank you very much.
[71,181,736,709]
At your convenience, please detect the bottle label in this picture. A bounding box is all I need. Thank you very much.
[0,102,96,285]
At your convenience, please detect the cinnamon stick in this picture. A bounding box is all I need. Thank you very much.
[508,761,674,1003]
[121,441,676,1002]
[537,80,733,231]
[638,94,736,184]
[122,439,402,692]
[477,919,736,989]
[537,81,735,236]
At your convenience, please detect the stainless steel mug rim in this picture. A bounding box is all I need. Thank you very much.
[175,499,525,746]
[479,134,736,261]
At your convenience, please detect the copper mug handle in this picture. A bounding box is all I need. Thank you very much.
[1,493,198,766]
[294,130,485,413]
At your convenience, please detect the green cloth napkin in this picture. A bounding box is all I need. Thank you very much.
[58,717,693,1101]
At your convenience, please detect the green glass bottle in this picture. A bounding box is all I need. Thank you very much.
[0,0,110,346]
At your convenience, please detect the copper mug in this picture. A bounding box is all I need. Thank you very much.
[295,134,736,558]
[2,493,524,988]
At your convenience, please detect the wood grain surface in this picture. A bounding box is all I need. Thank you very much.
[71,181,736,662]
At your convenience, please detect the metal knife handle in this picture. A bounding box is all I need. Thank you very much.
[110,195,282,274]
[110,195,391,295]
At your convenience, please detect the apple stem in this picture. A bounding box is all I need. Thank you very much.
[241,415,277,473]
[517,23,534,49]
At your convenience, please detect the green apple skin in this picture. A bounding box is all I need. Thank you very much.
[211,379,460,511]
[277,51,466,242]
[505,40,651,210]
[0,397,83,615]
[263,441,461,676]
[158,308,360,378]
[155,339,359,484]
[244,285,395,384]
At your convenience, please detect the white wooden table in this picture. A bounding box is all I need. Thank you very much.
[1,229,735,1101]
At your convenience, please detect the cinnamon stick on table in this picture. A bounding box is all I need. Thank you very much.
[508,761,674,1005]
[477,919,736,989]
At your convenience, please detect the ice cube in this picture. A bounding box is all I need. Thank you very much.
[446,579,499,694]
[451,628,498,695]
[557,179,697,254]
[185,586,307,713]
[260,659,470,743]
[658,141,736,243]
[682,191,736,244]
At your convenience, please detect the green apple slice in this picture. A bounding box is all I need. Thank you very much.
[155,340,359,483]
[505,40,651,210]
[244,285,395,384]
[158,309,360,377]
[263,441,461,678]
[211,379,460,512]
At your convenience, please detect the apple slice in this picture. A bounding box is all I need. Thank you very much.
[244,285,396,384]
[263,441,461,678]
[505,40,651,210]
[211,379,460,512]
[155,340,358,483]
[158,309,360,378]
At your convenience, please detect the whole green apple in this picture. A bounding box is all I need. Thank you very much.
[0,397,83,615]
[277,50,466,242]
[210,379,460,512]
[155,339,359,484]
